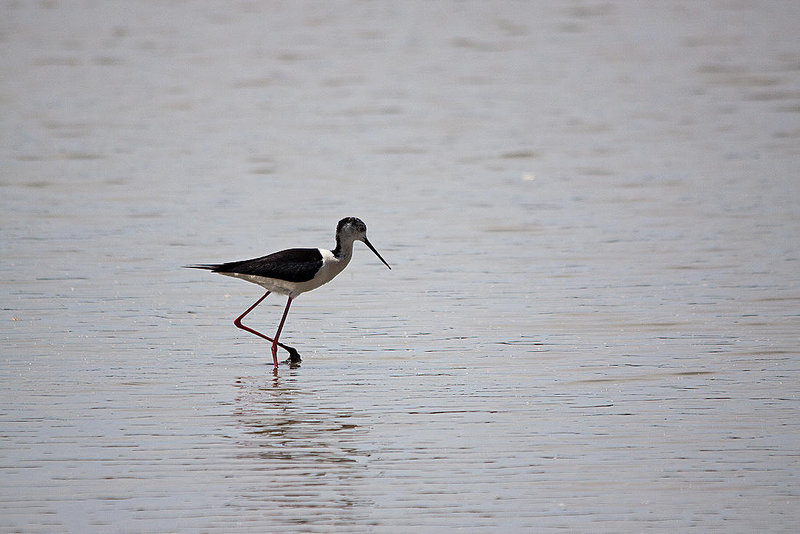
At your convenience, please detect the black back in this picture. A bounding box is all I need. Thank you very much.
[192,248,324,283]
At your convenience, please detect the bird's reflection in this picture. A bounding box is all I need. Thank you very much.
[232,372,364,464]
[230,371,370,516]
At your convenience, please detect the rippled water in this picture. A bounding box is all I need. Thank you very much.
[2,1,799,531]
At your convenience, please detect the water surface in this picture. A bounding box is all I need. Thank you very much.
[2,1,799,531]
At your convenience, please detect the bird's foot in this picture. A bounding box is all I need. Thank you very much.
[270,343,301,368]
[283,347,302,367]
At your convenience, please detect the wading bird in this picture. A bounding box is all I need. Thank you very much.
[186,217,391,367]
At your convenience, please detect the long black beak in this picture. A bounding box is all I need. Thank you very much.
[363,237,391,270]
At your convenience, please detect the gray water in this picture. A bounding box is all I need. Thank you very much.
[2,1,799,531]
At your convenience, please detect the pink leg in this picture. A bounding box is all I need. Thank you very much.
[270,297,293,366]
[233,291,298,365]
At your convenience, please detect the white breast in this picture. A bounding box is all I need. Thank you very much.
[311,248,351,289]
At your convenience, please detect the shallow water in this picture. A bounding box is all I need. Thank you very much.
[2,1,800,531]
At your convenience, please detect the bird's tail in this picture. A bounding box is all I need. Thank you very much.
[183,264,222,271]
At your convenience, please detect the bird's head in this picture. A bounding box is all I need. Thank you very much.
[337,217,391,270]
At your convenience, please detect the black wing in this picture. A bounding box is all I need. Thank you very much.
[186,248,324,283]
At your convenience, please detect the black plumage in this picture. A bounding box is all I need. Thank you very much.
[188,248,324,283]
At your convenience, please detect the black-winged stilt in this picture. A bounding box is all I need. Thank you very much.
[186,217,391,367]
